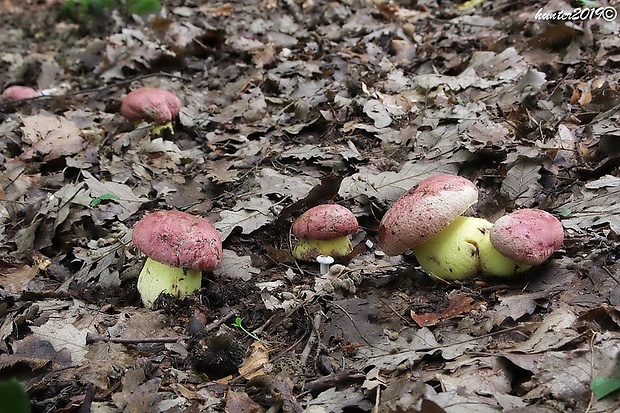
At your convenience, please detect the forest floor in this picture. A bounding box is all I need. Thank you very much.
[1,0,620,412]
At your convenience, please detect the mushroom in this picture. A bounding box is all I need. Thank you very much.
[378,174,483,280]
[316,255,335,275]
[412,216,494,280]
[291,204,359,264]
[2,85,40,100]
[120,88,181,135]
[132,210,222,308]
[479,208,564,276]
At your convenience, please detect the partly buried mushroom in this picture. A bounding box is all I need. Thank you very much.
[291,204,359,270]
[120,87,181,135]
[2,85,40,100]
[132,210,222,308]
[378,174,492,280]
[479,208,564,277]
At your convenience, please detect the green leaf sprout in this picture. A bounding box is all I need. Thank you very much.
[89,193,120,208]
[232,317,262,342]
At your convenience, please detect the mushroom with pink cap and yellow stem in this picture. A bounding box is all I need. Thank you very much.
[378,174,489,280]
[120,87,181,135]
[378,174,564,280]
[132,210,222,308]
[291,204,359,272]
[479,208,564,276]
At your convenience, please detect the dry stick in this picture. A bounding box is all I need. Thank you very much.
[85,309,238,345]
[299,312,323,367]
[300,370,366,396]
[85,334,184,345]
[0,72,191,110]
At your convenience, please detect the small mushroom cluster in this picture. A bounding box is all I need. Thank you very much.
[378,174,564,280]
[131,204,359,307]
[130,175,562,307]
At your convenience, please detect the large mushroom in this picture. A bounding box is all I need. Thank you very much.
[479,208,564,276]
[291,204,359,268]
[2,85,40,100]
[132,210,222,308]
[120,87,181,135]
[378,174,489,280]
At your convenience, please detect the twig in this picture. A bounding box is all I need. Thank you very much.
[0,72,191,110]
[299,369,366,396]
[85,333,187,345]
[300,312,323,367]
[206,308,239,333]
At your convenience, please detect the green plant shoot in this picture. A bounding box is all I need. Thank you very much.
[232,317,262,342]
[89,193,120,208]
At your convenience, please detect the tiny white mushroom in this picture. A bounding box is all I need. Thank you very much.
[316,255,334,275]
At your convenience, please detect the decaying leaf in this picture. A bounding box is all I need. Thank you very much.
[340,160,459,201]
[238,341,270,380]
[20,114,84,161]
[112,367,163,413]
[500,158,542,207]
[30,316,89,364]
[225,390,263,413]
[410,293,476,328]
[511,306,579,354]
[215,249,261,281]
[560,175,620,233]
[215,197,277,240]
[0,262,38,294]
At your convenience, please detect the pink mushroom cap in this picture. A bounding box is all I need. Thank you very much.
[378,174,479,256]
[490,208,564,266]
[132,210,222,271]
[292,204,359,240]
[2,85,40,100]
[120,88,181,124]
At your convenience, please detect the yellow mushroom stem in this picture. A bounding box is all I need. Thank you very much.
[133,121,175,136]
[137,257,202,308]
[412,216,492,281]
[478,231,531,277]
[292,236,352,262]
[151,121,174,136]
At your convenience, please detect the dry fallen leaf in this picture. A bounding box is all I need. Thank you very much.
[410,293,476,328]
[20,114,84,161]
[238,341,270,380]
[0,261,38,293]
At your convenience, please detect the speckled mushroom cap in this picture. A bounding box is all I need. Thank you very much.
[490,209,563,266]
[2,85,39,100]
[378,174,478,256]
[292,204,358,240]
[132,210,222,271]
[120,88,181,124]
